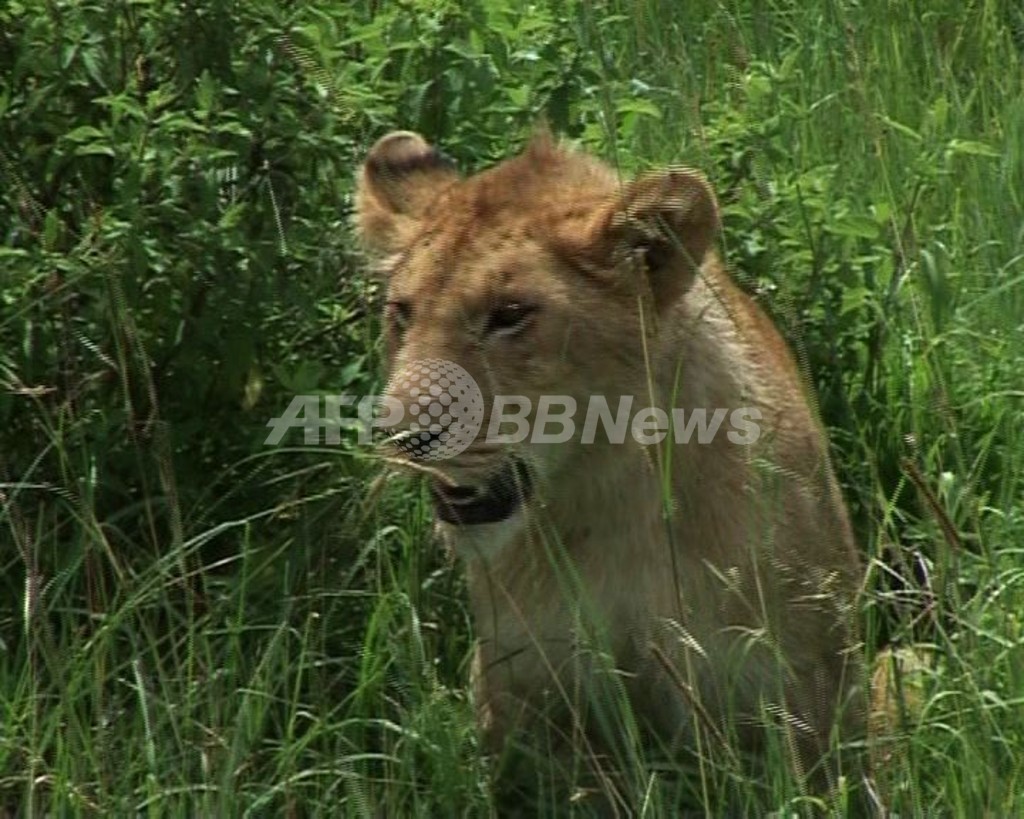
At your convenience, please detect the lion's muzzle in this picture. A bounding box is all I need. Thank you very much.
[430,458,533,526]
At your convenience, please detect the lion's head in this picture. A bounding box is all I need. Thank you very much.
[354,130,720,553]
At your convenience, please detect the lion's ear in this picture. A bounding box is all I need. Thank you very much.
[355,131,461,255]
[580,168,721,307]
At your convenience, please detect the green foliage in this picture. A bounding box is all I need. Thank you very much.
[1,0,1022,814]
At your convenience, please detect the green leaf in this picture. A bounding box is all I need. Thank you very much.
[506,84,530,107]
[218,203,246,230]
[339,356,366,388]
[875,114,922,142]
[828,214,879,240]
[64,125,107,143]
[195,69,217,113]
[42,210,61,249]
[946,139,1000,158]
[615,98,662,119]
[74,143,116,157]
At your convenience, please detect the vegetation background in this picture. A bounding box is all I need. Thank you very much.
[1,0,1022,814]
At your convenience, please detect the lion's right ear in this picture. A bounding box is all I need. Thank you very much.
[561,167,720,311]
[354,131,461,256]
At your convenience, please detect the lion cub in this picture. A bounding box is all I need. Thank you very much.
[355,130,865,802]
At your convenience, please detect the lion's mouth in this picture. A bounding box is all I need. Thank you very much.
[430,459,533,526]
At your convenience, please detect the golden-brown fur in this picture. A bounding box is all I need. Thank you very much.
[355,130,866,799]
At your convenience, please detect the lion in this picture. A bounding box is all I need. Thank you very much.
[354,130,866,808]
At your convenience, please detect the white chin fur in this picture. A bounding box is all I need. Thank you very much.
[437,507,526,561]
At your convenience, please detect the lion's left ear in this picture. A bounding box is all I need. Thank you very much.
[355,131,461,256]
[576,168,721,308]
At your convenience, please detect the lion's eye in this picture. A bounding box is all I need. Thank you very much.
[386,300,412,331]
[486,302,536,337]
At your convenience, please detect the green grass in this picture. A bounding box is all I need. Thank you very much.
[1,0,1023,814]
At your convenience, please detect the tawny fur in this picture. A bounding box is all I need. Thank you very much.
[355,130,866,789]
